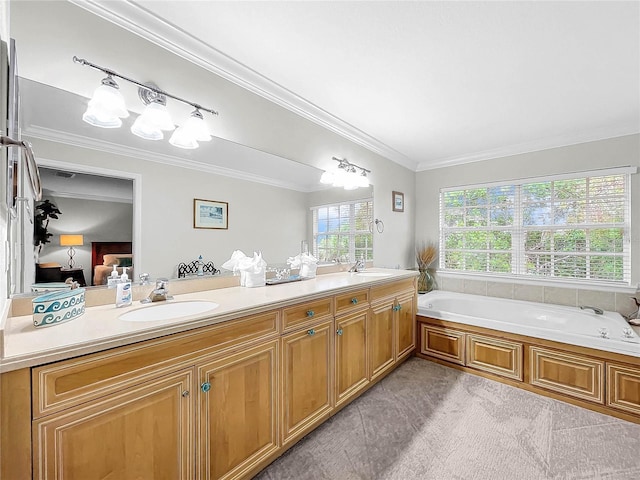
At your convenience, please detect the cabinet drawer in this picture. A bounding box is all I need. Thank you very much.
[420,324,465,365]
[529,347,604,403]
[281,297,333,332]
[370,279,415,302]
[335,289,369,315]
[32,310,279,418]
[466,334,522,381]
[607,363,640,415]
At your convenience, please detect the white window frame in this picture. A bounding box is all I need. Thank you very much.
[311,198,373,263]
[439,167,634,287]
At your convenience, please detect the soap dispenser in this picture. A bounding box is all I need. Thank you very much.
[197,255,204,276]
[116,267,132,308]
[107,264,120,288]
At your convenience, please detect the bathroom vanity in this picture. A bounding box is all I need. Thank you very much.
[0,269,417,480]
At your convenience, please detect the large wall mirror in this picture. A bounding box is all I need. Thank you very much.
[8,79,374,295]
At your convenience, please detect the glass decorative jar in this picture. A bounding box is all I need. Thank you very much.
[417,268,435,294]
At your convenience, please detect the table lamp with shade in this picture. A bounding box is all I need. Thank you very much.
[59,234,84,268]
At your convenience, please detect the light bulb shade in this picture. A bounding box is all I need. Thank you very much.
[136,101,175,131]
[89,82,129,117]
[356,173,370,188]
[131,115,164,140]
[182,110,211,141]
[169,126,199,149]
[60,234,84,246]
[82,106,122,128]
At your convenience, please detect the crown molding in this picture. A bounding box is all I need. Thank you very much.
[42,190,133,204]
[24,125,317,192]
[69,0,417,172]
[416,126,640,171]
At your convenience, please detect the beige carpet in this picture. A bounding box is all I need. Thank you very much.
[255,357,640,480]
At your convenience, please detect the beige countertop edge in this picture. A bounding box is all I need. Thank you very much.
[1,269,418,372]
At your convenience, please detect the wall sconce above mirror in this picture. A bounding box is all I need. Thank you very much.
[320,156,370,190]
[74,56,218,150]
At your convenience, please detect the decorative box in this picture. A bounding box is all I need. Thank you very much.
[32,288,86,328]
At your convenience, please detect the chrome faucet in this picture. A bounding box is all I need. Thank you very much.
[349,258,365,273]
[141,278,174,303]
[579,305,604,315]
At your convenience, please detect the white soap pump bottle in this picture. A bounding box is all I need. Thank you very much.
[116,267,132,308]
[107,264,120,288]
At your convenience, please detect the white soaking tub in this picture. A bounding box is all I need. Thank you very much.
[417,290,640,358]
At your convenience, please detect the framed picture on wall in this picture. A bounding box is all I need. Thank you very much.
[392,191,404,212]
[194,198,228,229]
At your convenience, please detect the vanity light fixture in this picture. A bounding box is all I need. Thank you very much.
[320,157,371,190]
[74,56,218,149]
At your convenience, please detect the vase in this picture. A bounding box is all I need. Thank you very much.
[417,268,435,294]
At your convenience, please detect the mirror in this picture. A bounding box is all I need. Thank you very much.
[9,80,373,295]
[7,3,376,296]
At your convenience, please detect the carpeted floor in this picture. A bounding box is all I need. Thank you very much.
[255,357,640,480]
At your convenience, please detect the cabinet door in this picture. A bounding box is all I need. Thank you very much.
[281,320,333,445]
[335,310,369,407]
[198,339,279,480]
[395,294,416,361]
[369,301,395,381]
[33,369,194,480]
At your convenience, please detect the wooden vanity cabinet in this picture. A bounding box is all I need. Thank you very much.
[369,279,416,381]
[335,292,370,407]
[197,339,279,480]
[281,318,334,446]
[33,368,195,480]
[395,293,416,361]
[12,277,418,479]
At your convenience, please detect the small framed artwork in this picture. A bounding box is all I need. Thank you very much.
[392,191,404,212]
[194,198,228,229]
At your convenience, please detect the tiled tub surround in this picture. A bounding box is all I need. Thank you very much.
[417,291,640,424]
[437,274,639,317]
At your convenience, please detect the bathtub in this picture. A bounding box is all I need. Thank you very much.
[417,290,640,358]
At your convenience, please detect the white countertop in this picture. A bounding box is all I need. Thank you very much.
[0,269,416,372]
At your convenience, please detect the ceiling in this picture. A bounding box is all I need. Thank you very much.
[69,0,639,171]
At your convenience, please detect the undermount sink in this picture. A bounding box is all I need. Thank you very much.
[119,300,220,322]
[356,272,392,277]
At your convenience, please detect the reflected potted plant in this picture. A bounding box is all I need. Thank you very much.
[34,199,62,255]
[416,241,438,294]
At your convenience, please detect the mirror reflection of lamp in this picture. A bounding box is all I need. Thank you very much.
[60,234,84,268]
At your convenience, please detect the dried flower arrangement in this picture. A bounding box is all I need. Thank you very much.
[416,241,438,271]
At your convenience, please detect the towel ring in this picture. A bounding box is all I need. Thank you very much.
[374,219,384,233]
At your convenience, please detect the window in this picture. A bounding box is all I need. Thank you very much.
[312,199,373,263]
[440,169,632,284]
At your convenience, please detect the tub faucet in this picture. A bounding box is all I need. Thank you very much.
[141,278,174,303]
[579,305,604,315]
